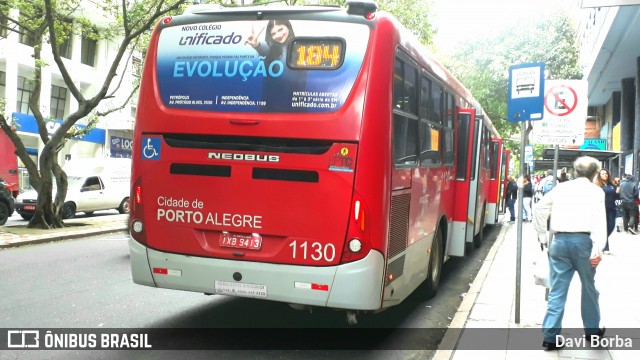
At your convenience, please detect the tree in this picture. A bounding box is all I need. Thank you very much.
[0,0,190,229]
[442,11,582,161]
[316,0,436,47]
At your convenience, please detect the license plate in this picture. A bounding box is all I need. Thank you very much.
[219,231,262,250]
[215,280,267,298]
[23,205,36,211]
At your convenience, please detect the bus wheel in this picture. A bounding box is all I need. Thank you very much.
[62,202,76,219]
[424,227,443,299]
[474,205,486,248]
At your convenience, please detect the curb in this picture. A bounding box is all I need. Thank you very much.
[0,224,129,249]
[431,222,511,360]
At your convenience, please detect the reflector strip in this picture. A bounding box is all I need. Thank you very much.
[311,284,329,291]
[294,282,329,291]
[152,268,182,276]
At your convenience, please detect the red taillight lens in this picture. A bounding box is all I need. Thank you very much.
[340,194,371,264]
[163,17,172,24]
[130,177,147,245]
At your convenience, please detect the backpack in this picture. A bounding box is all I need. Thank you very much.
[543,179,554,194]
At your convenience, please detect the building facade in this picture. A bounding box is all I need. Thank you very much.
[577,1,640,177]
[0,4,137,189]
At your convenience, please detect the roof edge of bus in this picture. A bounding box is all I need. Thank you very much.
[182,4,343,16]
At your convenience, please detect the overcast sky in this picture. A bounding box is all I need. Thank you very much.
[430,0,579,52]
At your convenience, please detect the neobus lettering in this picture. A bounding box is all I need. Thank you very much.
[173,60,284,81]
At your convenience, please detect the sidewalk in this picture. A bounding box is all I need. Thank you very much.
[0,214,129,249]
[434,217,640,360]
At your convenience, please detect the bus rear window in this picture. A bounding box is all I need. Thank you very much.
[156,20,369,113]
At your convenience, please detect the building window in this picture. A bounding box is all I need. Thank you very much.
[0,71,5,98]
[19,30,36,46]
[58,37,72,59]
[130,106,137,119]
[81,36,97,66]
[50,85,67,120]
[132,57,142,77]
[17,76,34,115]
[0,16,7,38]
[56,19,73,59]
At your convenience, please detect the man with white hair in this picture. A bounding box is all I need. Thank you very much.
[533,156,606,350]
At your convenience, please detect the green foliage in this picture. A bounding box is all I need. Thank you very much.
[443,10,582,159]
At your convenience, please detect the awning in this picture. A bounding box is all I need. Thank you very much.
[533,148,621,172]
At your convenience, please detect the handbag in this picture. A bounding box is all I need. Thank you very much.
[533,247,550,288]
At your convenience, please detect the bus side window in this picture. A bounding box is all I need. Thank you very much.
[443,92,455,166]
[393,54,419,167]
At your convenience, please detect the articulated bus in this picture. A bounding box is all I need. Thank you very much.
[129,1,506,322]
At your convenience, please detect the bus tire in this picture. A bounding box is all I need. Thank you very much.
[474,204,486,248]
[118,197,130,214]
[424,227,443,299]
[62,202,76,219]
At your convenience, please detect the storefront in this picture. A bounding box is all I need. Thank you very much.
[12,112,108,189]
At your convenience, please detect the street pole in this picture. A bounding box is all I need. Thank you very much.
[515,121,525,324]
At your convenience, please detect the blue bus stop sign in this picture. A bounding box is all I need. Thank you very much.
[507,62,545,122]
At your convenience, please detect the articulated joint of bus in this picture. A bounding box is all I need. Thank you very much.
[340,192,372,264]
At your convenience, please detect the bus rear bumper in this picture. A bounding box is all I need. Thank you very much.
[129,238,385,310]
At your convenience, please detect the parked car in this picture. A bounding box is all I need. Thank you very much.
[14,158,131,220]
[0,177,15,225]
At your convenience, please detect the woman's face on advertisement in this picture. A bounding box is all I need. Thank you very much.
[270,24,290,44]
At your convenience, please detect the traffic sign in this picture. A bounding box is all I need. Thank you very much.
[525,145,534,163]
[507,62,545,122]
[531,80,588,146]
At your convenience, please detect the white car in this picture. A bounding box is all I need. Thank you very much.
[15,174,130,220]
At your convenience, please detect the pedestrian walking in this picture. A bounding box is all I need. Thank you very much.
[533,156,606,350]
[522,175,533,222]
[594,168,617,253]
[506,176,517,224]
[618,174,638,234]
[613,177,623,232]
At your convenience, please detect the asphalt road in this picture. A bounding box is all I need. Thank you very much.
[0,225,501,360]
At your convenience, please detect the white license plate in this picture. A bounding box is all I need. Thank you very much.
[23,205,36,211]
[215,280,267,298]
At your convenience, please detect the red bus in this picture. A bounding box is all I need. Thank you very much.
[129,1,504,323]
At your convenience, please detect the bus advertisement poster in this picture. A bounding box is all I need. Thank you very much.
[156,20,369,113]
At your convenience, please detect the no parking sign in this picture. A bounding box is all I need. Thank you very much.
[531,80,588,146]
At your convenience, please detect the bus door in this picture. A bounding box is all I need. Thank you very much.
[449,108,477,256]
[486,139,503,224]
[464,113,486,249]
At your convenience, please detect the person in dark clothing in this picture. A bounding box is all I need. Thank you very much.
[618,174,638,234]
[506,176,518,223]
[522,175,533,222]
[594,168,618,252]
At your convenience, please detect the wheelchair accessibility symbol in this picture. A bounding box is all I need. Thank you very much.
[142,137,161,160]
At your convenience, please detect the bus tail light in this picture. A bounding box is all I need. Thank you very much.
[130,177,147,245]
[341,194,371,264]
